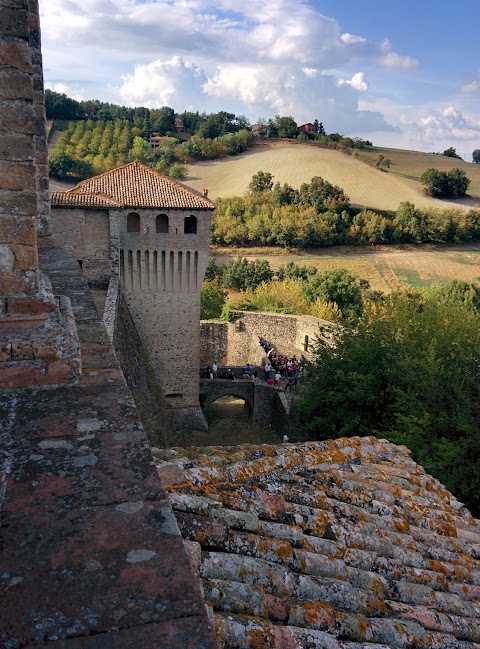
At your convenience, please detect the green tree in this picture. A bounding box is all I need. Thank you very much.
[473,149,480,164]
[152,106,176,135]
[297,290,480,515]
[271,115,298,139]
[442,147,462,159]
[221,257,273,291]
[420,168,470,198]
[248,171,274,195]
[299,176,350,213]
[48,150,75,178]
[304,268,368,321]
[276,261,317,282]
[201,280,227,319]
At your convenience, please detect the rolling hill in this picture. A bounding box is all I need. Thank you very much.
[183,141,480,212]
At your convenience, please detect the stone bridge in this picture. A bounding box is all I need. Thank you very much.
[199,369,290,429]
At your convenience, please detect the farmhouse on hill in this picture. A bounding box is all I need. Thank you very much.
[299,122,316,133]
[2,3,480,648]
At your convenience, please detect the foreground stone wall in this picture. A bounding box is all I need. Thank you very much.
[0,0,80,388]
[200,311,335,367]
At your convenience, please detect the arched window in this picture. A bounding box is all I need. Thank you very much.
[156,214,169,233]
[127,212,140,233]
[184,215,197,234]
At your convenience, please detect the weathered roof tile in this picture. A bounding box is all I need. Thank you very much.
[155,437,480,648]
[51,160,215,210]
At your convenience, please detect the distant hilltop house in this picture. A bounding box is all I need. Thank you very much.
[175,117,185,132]
[298,122,316,133]
[149,133,163,148]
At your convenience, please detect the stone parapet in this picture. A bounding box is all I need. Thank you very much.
[0,292,81,388]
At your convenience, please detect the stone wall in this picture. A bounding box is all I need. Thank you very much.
[200,320,228,366]
[50,206,111,286]
[114,293,168,447]
[0,0,81,388]
[200,311,336,366]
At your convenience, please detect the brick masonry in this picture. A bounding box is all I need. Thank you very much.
[0,0,80,389]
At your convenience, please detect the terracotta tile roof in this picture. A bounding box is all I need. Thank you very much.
[52,161,214,210]
[154,437,480,649]
[50,190,123,208]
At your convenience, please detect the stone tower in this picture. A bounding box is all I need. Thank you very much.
[51,161,214,428]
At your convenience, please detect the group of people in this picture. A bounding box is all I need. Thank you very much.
[203,339,305,392]
[259,339,304,392]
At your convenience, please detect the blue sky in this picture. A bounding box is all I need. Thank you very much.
[39,0,480,160]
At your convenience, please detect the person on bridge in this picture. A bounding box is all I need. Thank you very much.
[225,368,235,380]
[264,361,272,381]
[212,361,218,379]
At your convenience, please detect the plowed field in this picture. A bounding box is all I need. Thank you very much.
[184,141,478,212]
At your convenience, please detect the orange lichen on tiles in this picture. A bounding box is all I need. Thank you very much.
[154,437,480,648]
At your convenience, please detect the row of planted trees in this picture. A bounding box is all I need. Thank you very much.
[211,174,480,248]
[49,118,256,180]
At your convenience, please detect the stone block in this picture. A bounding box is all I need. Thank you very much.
[11,243,37,270]
[0,270,37,295]
[0,161,36,191]
[0,102,35,134]
[0,133,34,161]
[0,69,32,101]
[0,341,12,362]
[0,215,37,244]
[0,40,32,73]
[8,294,56,316]
[0,7,29,39]
[0,191,37,217]
[11,339,33,360]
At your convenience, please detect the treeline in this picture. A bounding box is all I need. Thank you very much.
[204,260,369,323]
[212,176,480,248]
[49,119,255,180]
[46,90,374,154]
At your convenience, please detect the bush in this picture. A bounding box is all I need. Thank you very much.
[420,167,470,198]
[221,257,273,291]
[200,280,227,320]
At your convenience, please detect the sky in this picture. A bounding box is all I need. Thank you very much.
[39,0,480,161]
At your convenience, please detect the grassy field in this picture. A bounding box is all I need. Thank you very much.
[213,244,480,294]
[184,141,480,212]
[355,145,480,201]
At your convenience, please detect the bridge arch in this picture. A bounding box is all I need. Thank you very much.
[199,379,255,421]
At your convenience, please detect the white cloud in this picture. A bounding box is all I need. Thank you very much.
[44,82,86,101]
[338,72,369,93]
[341,33,367,45]
[118,57,208,109]
[379,52,419,70]
[39,0,415,137]
[462,73,480,93]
